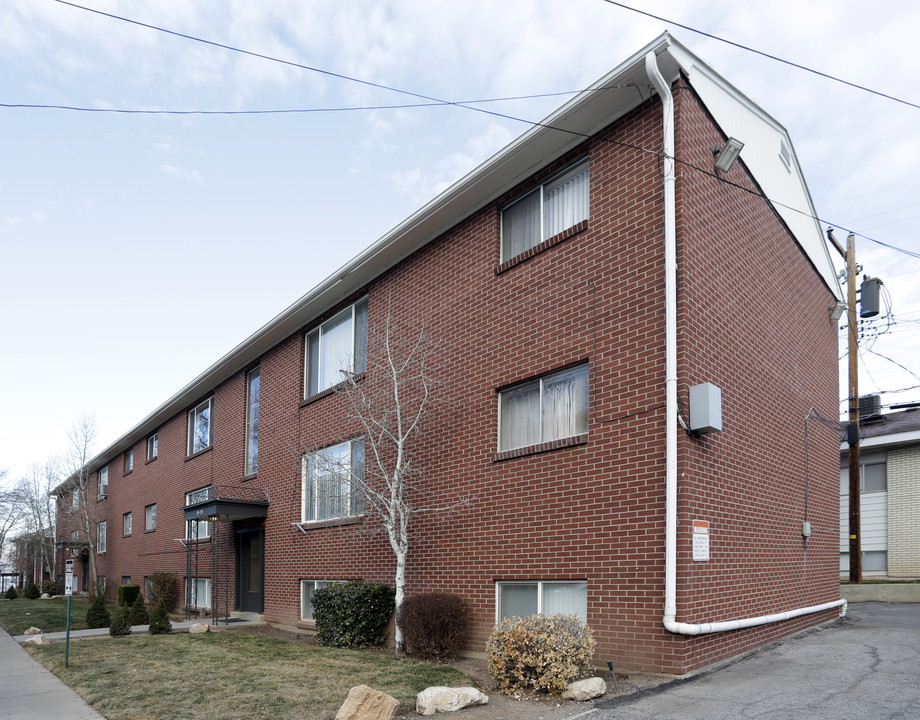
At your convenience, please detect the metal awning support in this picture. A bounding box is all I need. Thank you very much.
[181,485,268,624]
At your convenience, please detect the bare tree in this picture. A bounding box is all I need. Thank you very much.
[58,415,102,589]
[331,313,461,652]
[0,469,27,572]
[16,458,61,581]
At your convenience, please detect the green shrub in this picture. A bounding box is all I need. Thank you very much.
[312,580,395,649]
[118,584,141,607]
[128,593,149,626]
[148,600,172,635]
[4,586,17,600]
[109,606,132,636]
[42,579,62,596]
[486,614,596,695]
[398,593,470,660]
[148,572,178,610]
[23,583,40,599]
[85,593,111,629]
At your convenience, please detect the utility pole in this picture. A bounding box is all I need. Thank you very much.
[827,229,861,584]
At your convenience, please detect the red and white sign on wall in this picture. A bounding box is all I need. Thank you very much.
[692,519,710,562]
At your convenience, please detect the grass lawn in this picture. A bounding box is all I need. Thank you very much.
[0,596,93,635]
[26,632,473,719]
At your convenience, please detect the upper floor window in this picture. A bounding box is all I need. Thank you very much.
[72,488,80,510]
[97,521,107,554]
[501,160,589,261]
[147,433,158,461]
[245,366,260,475]
[98,467,108,498]
[305,299,368,397]
[146,503,157,531]
[301,439,365,523]
[123,512,132,536]
[124,449,134,474]
[188,398,213,455]
[186,487,213,540]
[499,364,589,452]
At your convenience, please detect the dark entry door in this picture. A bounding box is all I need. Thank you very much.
[238,530,264,613]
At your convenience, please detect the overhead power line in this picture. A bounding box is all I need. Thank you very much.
[600,0,920,111]
[35,1,920,263]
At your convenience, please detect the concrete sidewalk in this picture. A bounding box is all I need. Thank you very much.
[0,624,104,720]
[1,618,264,720]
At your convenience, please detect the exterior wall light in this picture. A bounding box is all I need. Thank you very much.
[829,301,846,322]
[713,138,744,172]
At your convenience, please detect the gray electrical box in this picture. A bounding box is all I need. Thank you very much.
[689,382,722,434]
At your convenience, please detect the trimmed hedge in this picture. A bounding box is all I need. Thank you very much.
[118,584,141,607]
[24,583,40,600]
[398,592,470,660]
[312,580,395,649]
[128,593,149,626]
[4,586,17,600]
[109,606,132,636]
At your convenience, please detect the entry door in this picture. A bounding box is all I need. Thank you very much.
[239,530,264,613]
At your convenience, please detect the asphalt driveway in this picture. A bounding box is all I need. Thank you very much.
[592,602,920,720]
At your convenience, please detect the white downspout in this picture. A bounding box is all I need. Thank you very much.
[643,51,846,637]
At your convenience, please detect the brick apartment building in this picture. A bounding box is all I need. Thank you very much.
[53,34,844,674]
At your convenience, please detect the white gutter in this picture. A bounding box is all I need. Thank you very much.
[644,50,847,637]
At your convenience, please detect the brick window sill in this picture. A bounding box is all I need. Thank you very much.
[496,220,588,275]
[492,433,588,463]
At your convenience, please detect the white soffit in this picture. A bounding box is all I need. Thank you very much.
[670,45,842,300]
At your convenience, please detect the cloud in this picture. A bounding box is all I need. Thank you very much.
[5,216,23,227]
[160,164,203,183]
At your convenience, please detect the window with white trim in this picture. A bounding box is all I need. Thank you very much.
[245,366,260,474]
[187,577,211,609]
[145,503,156,531]
[97,521,107,554]
[300,579,345,621]
[123,512,132,536]
[496,580,588,621]
[147,433,158,460]
[301,439,365,523]
[98,467,108,498]
[499,364,589,451]
[72,488,80,510]
[305,299,368,397]
[124,449,134,474]
[188,398,213,455]
[501,160,589,261]
[185,487,213,540]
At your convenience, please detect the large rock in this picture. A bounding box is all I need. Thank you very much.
[24,626,43,635]
[561,677,607,701]
[24,634,50,646]
[40,593,52,599]
[416,687,489,716]
[335,684,398,720]
[189,623,210,634]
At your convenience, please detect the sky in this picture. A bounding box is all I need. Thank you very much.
[1,0,919,483]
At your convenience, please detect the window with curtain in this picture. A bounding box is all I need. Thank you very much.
[98,467,108,498]
[499,364,589,451]
[497,581,588,621]
[188,577,211,609]
[305,298,368,397]
[300,579,346,620]
[501,160,589,261]
[245,366,260,474]
[301,439,365,522]
[97,521,107,554]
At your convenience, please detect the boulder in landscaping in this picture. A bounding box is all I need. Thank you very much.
[24,626,43,635]
[189,623,210,634]
[334,684,398,720]
[24,634,50,646]
[417,686,489,715]
[561,677,607,701]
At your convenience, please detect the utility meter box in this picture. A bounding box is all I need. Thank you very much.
[689,382,722,434]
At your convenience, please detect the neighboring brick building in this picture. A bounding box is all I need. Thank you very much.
[53,34,843,674]
[841,405,920,579]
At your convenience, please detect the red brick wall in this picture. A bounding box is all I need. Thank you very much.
[75,80,839,674]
